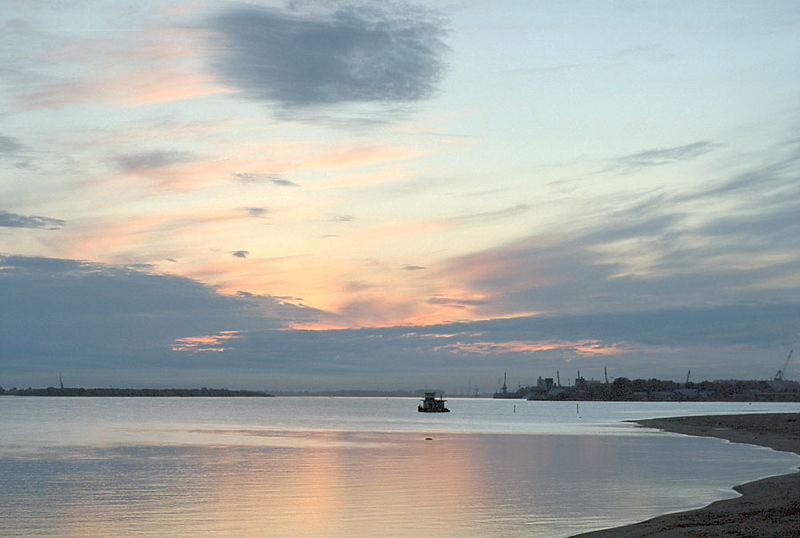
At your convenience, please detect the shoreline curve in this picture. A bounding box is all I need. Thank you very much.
[574,412,800,537]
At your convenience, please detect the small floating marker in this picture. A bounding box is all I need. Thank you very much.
[513,404,516,413]
[425,437,433,440]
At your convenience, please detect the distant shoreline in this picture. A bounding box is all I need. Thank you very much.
[575,412,800,537]
[1,387,272,397]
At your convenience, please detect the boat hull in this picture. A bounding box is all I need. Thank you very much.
[418,406,450,413]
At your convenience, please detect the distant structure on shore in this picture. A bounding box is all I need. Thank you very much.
[0,387,273,397]
[489,351,800,402]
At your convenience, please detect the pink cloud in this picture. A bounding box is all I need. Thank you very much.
[58,206,262,262]
[172,330,240,353]
[14,24,227,110]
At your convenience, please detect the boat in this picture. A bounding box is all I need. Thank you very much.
[418,391,450,412]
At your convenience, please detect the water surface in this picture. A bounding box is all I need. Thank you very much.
[2,397,798,536]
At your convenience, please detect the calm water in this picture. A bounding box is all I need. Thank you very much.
[1,397,799,536]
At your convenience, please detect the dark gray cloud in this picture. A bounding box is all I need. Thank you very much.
[219,303,798,390]
[234,173,299,187]
[1,255,796,391]
[699,204,800,241]
[244,207,268,217]
[0,210,65,230]
[231,250,249,258]
[114,151,197,172]
[207,3,448,116]
[0,256,336,382]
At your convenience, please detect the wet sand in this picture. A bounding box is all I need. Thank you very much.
[576,413,800,537]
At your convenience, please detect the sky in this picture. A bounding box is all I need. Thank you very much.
[2,1,800,392]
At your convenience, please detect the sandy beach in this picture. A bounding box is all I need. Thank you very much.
[576,413,800,537]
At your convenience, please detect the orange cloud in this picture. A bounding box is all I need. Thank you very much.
[60,207,258,261]
[172,330,241,352]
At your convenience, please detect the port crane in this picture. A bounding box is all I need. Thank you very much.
[774,349,793,381]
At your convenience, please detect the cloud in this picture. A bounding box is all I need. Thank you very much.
[402,265,426,271]
[679,142,800,204]
[233,173,299,187]
[0,255,334,370]
[610,140,720,172]
[175,304,800,389]
[172,330,241,353]
[231,250,249,258]
[114,151,197,172]
[245,207,268,217]
[207,3,448,116]
[1,256,797,390]
[0,210,65,230]
[0,135,23,155]
[435,213,799,321]
[444,204,529,226]
[427,296,488,308]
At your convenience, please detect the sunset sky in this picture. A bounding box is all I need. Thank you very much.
[2,1,799,391]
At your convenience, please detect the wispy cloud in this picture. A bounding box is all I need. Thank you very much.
[0,210,65,230]
[444,204,529,226]
[516,63,581,75]
[433,338,635,356]
[433,139,800,319]
[3,18,226,111]
[0,135,23,155]
[114,150,198,172]
[427,296,488,308]
[609,140,721,172]
[233,173,300,187]
[207,3,448,118]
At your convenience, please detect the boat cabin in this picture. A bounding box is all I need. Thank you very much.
[418,391,450,413]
